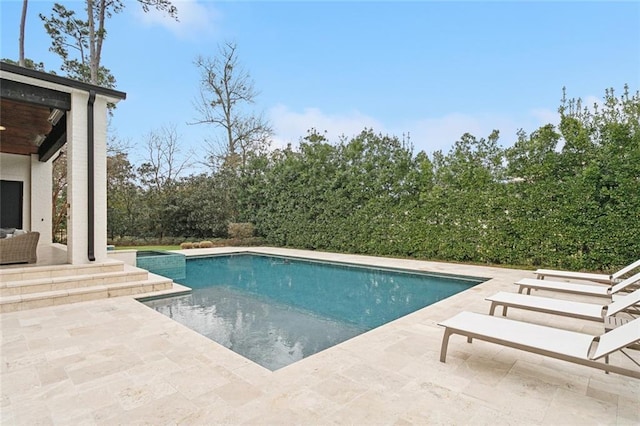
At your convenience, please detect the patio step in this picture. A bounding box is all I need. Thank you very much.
[0,262,174,313]
[0,261,124,283]
[0,269,150,297]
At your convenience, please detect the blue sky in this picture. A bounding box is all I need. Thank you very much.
[2,1,639,169]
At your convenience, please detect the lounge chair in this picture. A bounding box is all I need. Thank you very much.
[0,231,40,265]
[438,311,640,378]
[485,288,640,322]
[516,272,640,297]
[535,259,640,284]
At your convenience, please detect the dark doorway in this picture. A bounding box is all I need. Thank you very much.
[0,180,24,229]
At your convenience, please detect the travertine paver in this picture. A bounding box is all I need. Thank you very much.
[1,247,639,425]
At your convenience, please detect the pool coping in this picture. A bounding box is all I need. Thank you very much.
[177,249,490,282]
[2,247,638,424]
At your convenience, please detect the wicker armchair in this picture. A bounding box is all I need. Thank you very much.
[0,232,40,265]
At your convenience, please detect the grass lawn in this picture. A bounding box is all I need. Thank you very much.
[115,245,182,251]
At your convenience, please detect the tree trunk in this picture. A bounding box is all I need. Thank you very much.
[86,0,99,84]
[19,0,27,66]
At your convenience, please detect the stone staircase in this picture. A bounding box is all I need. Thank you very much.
[0,260,175,313]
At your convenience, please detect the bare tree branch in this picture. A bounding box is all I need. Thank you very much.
[138,124,192,190]
[191,42,272,170]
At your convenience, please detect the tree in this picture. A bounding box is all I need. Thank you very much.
[19,0,28,66]
[51,149,67,243]
[36,0,178,244]
[40,0,178,86]
[3,0,44,69]
[553,85,640,269]
[1,57,46,72]
[136,125,191,239]
[106,144,139,239]
[193,41,273,170]
[171,173,236,238]
[137,125,191,191]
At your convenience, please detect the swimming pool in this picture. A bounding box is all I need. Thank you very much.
[136,250,186,280]
[142,253,485,370]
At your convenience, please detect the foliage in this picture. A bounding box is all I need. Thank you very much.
[39,0,177,85]
[239,129,419,254]
[39,2,115,87]
[104,85,638,272]
[1,57,47,72]
[33,0,178,246]
[106,149,140,239]
[51,149,67,243]
[134,125,192,240]
[170,172,237,238]
[228,223,255,239]
[232,87,639,271]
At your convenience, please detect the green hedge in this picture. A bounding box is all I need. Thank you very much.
[238,87,639,272]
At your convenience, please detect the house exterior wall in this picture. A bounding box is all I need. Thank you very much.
[1,64,124,266]
[0,153,53,243]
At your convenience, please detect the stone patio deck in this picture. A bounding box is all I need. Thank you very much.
[1,247,638,425]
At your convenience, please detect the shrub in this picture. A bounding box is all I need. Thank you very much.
[180,242,193,249]
[166,236,186,245]
[224,237,266,247]
[228,222,255,239]
[242,236,266,246]
[133,237,149,246]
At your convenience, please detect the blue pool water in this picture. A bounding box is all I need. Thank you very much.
[136,250,186,280]
[142,254,485,370]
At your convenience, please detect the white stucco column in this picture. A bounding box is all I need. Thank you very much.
[30,154,53,244]
[66,91,89,264]
[66,90,110,264]
[92,96,108,263]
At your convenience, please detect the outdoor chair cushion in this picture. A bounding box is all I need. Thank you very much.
[0,231,40,265]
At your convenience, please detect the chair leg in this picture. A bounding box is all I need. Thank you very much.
[440,329,452,362]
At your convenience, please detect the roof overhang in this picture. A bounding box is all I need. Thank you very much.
[0,61,126,161]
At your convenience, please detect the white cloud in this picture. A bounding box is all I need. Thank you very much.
[268,104,384,149]
[267,105,571,156]
[584,95,604,110]
[530,108,559,127]
[133,0,220,40]
[395,113,532,155]
[529,93,605,130]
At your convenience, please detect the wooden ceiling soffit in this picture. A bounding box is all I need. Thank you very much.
[0,99,51,155]
[1,78,71,110]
